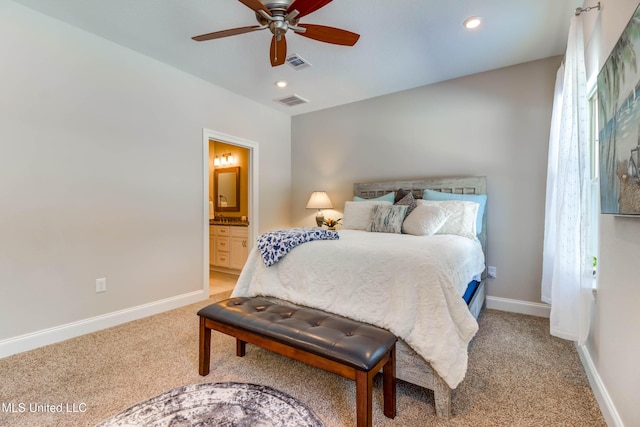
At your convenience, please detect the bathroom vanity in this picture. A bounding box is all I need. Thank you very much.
[209,223,249,272]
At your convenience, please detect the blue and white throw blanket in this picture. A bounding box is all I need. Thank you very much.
[257,227,339,267]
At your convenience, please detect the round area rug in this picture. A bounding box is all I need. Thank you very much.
[96,382,325,427]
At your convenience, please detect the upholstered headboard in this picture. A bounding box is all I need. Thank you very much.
[353,176,487,258]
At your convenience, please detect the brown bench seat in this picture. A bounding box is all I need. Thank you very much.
[198,297,397,427]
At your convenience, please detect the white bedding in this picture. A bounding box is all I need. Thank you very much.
[231,229,485,389]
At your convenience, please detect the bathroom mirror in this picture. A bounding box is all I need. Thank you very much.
[214,167,240,212]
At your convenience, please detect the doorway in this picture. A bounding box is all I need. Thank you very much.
[202,129,259,298]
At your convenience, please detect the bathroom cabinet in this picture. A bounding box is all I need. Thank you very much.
[210,225,248,272]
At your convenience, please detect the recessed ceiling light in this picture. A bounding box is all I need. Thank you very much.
[463,17,482,29]
[275,80,288,88]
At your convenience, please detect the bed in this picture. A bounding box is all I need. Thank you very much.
[231,176,487,418]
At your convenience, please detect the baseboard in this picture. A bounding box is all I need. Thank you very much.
[0,290,208,359]
[485,296,551,318]
[576,344,624,427]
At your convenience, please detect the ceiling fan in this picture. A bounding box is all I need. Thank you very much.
[192,0,360,67]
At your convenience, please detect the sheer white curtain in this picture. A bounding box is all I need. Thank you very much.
[541,16,592,345]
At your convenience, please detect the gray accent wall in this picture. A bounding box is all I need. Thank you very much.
[0,3,291,343]
[291,56,560,304]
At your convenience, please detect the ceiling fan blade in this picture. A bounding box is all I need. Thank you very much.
[287,0,332,19]
[296,24,360,46]
[270,35,287,67]
[238,0,271,16]
[192,25,263,41]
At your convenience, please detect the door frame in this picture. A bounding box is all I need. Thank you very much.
[202,129,259,294]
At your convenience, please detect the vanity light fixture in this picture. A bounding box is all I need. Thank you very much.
[214,153,235,167]
[306,191,333,227]
[463,16,482,29]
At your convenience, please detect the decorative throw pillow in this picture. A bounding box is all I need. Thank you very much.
[367,204,409,234]
[342,201,392,230]
[353,192,395,203]
[423,189,487,234]
[417,199,479,239]
[402,204,453,236]
[394,191,417,216]
[394,188,409,203]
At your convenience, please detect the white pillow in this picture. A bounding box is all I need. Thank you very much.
[417,199,479,239]
[402,204,453,236]
[342,200,392,230]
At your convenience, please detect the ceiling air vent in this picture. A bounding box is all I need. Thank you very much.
[274,94,309,107]
[286,53,311,70]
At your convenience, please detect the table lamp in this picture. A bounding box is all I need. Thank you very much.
[306,191,333,227]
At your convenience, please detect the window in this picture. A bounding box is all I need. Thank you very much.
[588,91,599,283]
[589,92,599,181]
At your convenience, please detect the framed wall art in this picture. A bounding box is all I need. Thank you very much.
[598,3,640,214]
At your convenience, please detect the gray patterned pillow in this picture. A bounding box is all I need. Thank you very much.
[394,191,417,216]
[394,188,409,203]
[367,204,409,233]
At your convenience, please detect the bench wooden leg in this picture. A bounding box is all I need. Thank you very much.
[199,317,211,376]
[236,338,246,357]
[355,369,373,427]
[383,346,396,419]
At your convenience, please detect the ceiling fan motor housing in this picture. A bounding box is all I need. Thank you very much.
[260,0,295,11]
[256,0,299,39]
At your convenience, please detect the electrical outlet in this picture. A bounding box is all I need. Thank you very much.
[96,278,107,293]
[487,266,497,278]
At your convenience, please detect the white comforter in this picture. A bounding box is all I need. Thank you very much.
[231,229,485,389]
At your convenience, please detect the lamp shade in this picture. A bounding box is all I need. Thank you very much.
[306,191,333,209]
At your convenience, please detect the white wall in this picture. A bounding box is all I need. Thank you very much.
[0,3,291,348]
[582,1,640,425]
[291,56,560,305]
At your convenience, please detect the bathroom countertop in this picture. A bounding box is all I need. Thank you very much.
[209,220,249,227]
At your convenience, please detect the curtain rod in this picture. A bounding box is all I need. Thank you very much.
[560,2,601,66]
[575,2,600,16]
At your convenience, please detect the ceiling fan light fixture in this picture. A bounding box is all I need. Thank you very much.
[463,16,482,30]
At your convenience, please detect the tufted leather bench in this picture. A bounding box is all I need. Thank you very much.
[198,297,397,427]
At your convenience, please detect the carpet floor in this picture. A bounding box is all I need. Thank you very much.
[0,296,605,427]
